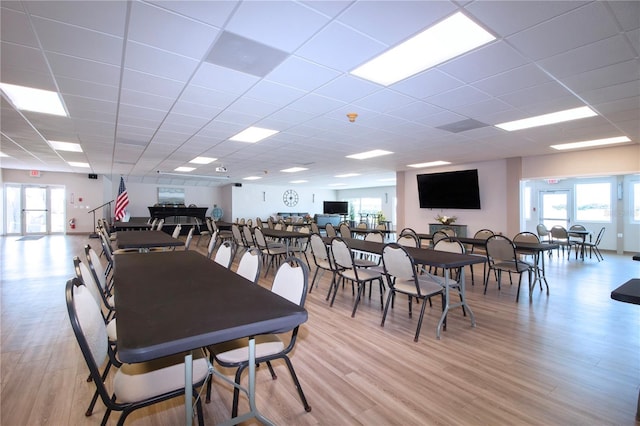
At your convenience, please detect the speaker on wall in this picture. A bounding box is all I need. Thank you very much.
[234,183,242,187]
[88,173,98,179]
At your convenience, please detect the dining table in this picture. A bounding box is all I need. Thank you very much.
[115,229,184,252]
[261,228,309,256]
[112,220,152,231]
[114,250,308,425]
[323,236,485,338]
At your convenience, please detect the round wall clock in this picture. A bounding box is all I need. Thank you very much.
[283,189,299,207]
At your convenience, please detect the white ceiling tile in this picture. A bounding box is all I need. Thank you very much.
[119,88,175,111]
[498,81,574,109]
[296,21,387,72]
[121,69,185,98]
[425,86,491,110]
[25,0,127,36]
[393,69,464,99]
[190,62,259,93]
[46,52,121,86]
[440,41,528,83]
[506,2,620,60]
[226,1,329,53]
[314,75,381,103]
[31,16,123,65]
[538,35,637,78]
[561,60,640,93]
[1,7,39,47]
[337,1,454,45]
[472,63,552,97]
[128,1,219,60]
[147,0,237,28]
[57,77,119,102]
[243,80,306,107]
[266,56,341,91]
[353,90,416,113]
[608,1,640,32]
[123,41,199,82]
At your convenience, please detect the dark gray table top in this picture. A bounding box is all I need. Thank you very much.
[116,230,184,249]
[114,251,307,363]
[611,278,640,305]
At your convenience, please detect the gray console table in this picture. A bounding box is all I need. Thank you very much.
[429,223,468,238]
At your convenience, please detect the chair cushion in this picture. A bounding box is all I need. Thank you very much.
[341,268,381,281]
[212,334,284,364]
[114,350,209,403]
[106,318,117,342]
[394,277,443,297]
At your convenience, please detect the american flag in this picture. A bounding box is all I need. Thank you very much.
[114,177,129,221]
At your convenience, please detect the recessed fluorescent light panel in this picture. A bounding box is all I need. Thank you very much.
[0,152,10,157]
[335,173,360,178]
[378,178,396,182]
[290,180,308,184]
[230,127,279,143]
[174,167,195,172]
[328,183,346,187]
[408,160,451,168]
[68,162,89,168]
[281,167,308,173]
[495,106,597,131]
[243,176,262,180]
[346,149,393,160]
[0,83,67,116]
[350,12,495,86]
[550,136,631,151]
[189,156,216,164]
[49,141,82,152]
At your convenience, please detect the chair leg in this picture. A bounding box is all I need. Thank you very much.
[351,282,365,317]
[282,356,312,412]
[381,291,394,326]
[413,295,430,342]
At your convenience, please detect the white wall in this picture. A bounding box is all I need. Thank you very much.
[2,169,108,234]
[337,186,396,226]
[229,183,336,221]
[402,160,508,236]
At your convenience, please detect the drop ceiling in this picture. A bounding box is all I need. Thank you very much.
[1,0,638,188]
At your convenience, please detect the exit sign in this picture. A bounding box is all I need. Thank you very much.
[29,170,41,178]
[546,178,558,184]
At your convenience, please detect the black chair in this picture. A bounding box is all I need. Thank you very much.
[485,235,535,302]
[581,227,605,261]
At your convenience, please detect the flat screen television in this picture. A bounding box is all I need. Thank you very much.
[323,201,348,215]
[417,169,481,209]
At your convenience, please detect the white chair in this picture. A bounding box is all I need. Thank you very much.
[171,223,182,239]
[184,226,195,250]
[308,233,335,293]
[66,278,208,425]
[156,218,165,231]
[204,258,311,416]
[206,229,219,259]
[253,227,288,277]
[235,248,262,283]
[213,241,235,268]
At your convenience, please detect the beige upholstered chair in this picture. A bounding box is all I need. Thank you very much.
[485,235,535,302]
[235,248,262,283]
[381,243,445,342]
[66,279,208,425]
[205,258,311,416]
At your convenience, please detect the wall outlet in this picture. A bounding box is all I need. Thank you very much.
[617,233,623,238]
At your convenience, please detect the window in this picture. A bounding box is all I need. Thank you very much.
[575,183,611,222]
[633,182,640,222]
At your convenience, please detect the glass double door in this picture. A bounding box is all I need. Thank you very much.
[5,184,66,235]
[539,190,572,229]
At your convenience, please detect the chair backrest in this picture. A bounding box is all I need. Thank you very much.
[513,232,539,244]
[431,230,449,245]
[156,218,165,231]
[474,229,494,240]
[85,244,108,293]
[214,241,235,268]
[150,218,159,230]
[357,222,368,230]
[399,227,418,238]
[246,218,253,227]
[252,227,268,249]
[339,222,351,238]
[381,242,433,297]
[271,257,309,306]
[325,222,337,238]
[486,235,517,263]
[274,223,283,230]
[309,233,330,263]
[440,227,456,237]
[242,224,255,247]
[239,218,245,225]
[74,257,105,314]
[569,224,586,231]
[207,230,219,258]
[205,217,214,233]
[310,222,320,234]
[536,223,549,237]
[66,278,113,407]
[375,223,386,231]
[396,233,419,247]
[256,217,263,228]
[550,225,569,240]
[171,224,182,239]
[434,238,465,254]
[184,226,195,250]
[364,231,383,243]
[235,248,262,283]
[593,227,605,244]
[231,223,244,246]
[330,237,354,270]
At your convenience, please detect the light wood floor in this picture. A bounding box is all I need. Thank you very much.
[1,234,639,425]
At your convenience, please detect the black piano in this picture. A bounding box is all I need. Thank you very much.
[148,205,208,223]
